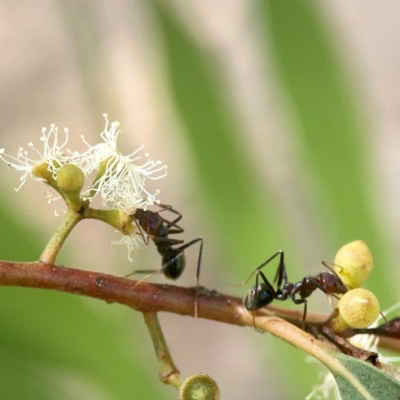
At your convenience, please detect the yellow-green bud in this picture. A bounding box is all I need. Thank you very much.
[179,374,220,400]
[338,288,380,329]
[334,240,373,288]
[56,164,84,194]
[32,161,54,183]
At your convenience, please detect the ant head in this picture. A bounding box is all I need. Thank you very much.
[336,277,349,294]
[320,271,348,295]
[243,283,274,311]
[321,262,348,294]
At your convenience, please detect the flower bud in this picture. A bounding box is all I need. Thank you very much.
[338,288,380,329]
[32,161,55,184]
[56,164,84,194]
[334,240,373,288]
[179,374,220,400]
[56,164,85,210]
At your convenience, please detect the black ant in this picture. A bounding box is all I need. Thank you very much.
[126,204,203,313]
[243,250,348,328]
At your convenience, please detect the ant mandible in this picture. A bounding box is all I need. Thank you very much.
[126,204,203,310]
[243,250,348,328]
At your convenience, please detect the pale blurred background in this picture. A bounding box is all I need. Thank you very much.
[0,1,400,399]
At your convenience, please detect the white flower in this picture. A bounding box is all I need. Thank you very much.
[79,114,167,213]
[1,114,167,260]
[0,124,70,191]
[110,228,144,262]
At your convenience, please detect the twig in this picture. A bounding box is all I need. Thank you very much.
[0,260,399,360]
[143,312,182,388]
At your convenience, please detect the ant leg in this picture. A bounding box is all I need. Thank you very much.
[301,301,308,329]
[157,203,172,210]
[303,276,341,300]
[252,269,261,331]
[193,238,203,293]
[272,251,288,289]
[124,268,159,279]
[242,251,284,287]
[161,204,183,225]
[193,238,203,319]
[157,204,184,232]
[131,218,150,246]
[290,290,308,329]
[289,278,310,328]
[161,215,184,235]
[124,262,165,289]
[168,237,203,286]
[160,237,203,318]
[292,276,340,328]
[321,261,342,274]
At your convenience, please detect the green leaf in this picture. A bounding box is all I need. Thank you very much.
[330,353,400,400]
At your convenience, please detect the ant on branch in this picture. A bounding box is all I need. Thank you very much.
[126,204,203,313]
[243,250,348,328]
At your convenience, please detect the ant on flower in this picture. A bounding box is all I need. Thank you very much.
[126,204,203,314]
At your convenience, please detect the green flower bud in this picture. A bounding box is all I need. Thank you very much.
[338,288,380,329]
[32,161,55,184]
[56,164,85,210]
[179,374,220,400]
[56,164,84,194]
[334,240,373,288]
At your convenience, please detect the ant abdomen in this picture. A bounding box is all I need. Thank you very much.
[162,253,186,280]
[244,283,274,310]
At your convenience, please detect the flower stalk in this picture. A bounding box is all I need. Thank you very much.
[143,312,183,388]
[40,208,84,263]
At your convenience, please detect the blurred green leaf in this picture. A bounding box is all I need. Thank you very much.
[153,2,293,274]
[262,0,390,300]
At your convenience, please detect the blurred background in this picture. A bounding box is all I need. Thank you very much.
[0,1,399,399]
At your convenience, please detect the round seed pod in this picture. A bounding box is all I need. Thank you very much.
[334,240,373,289]
[179,374,220,400]
[338,288,380,329]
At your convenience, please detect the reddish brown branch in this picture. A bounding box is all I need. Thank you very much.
[0,260,246,326]
[2,260,400,358]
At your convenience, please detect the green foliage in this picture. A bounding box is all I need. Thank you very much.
[332,354,400,399]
